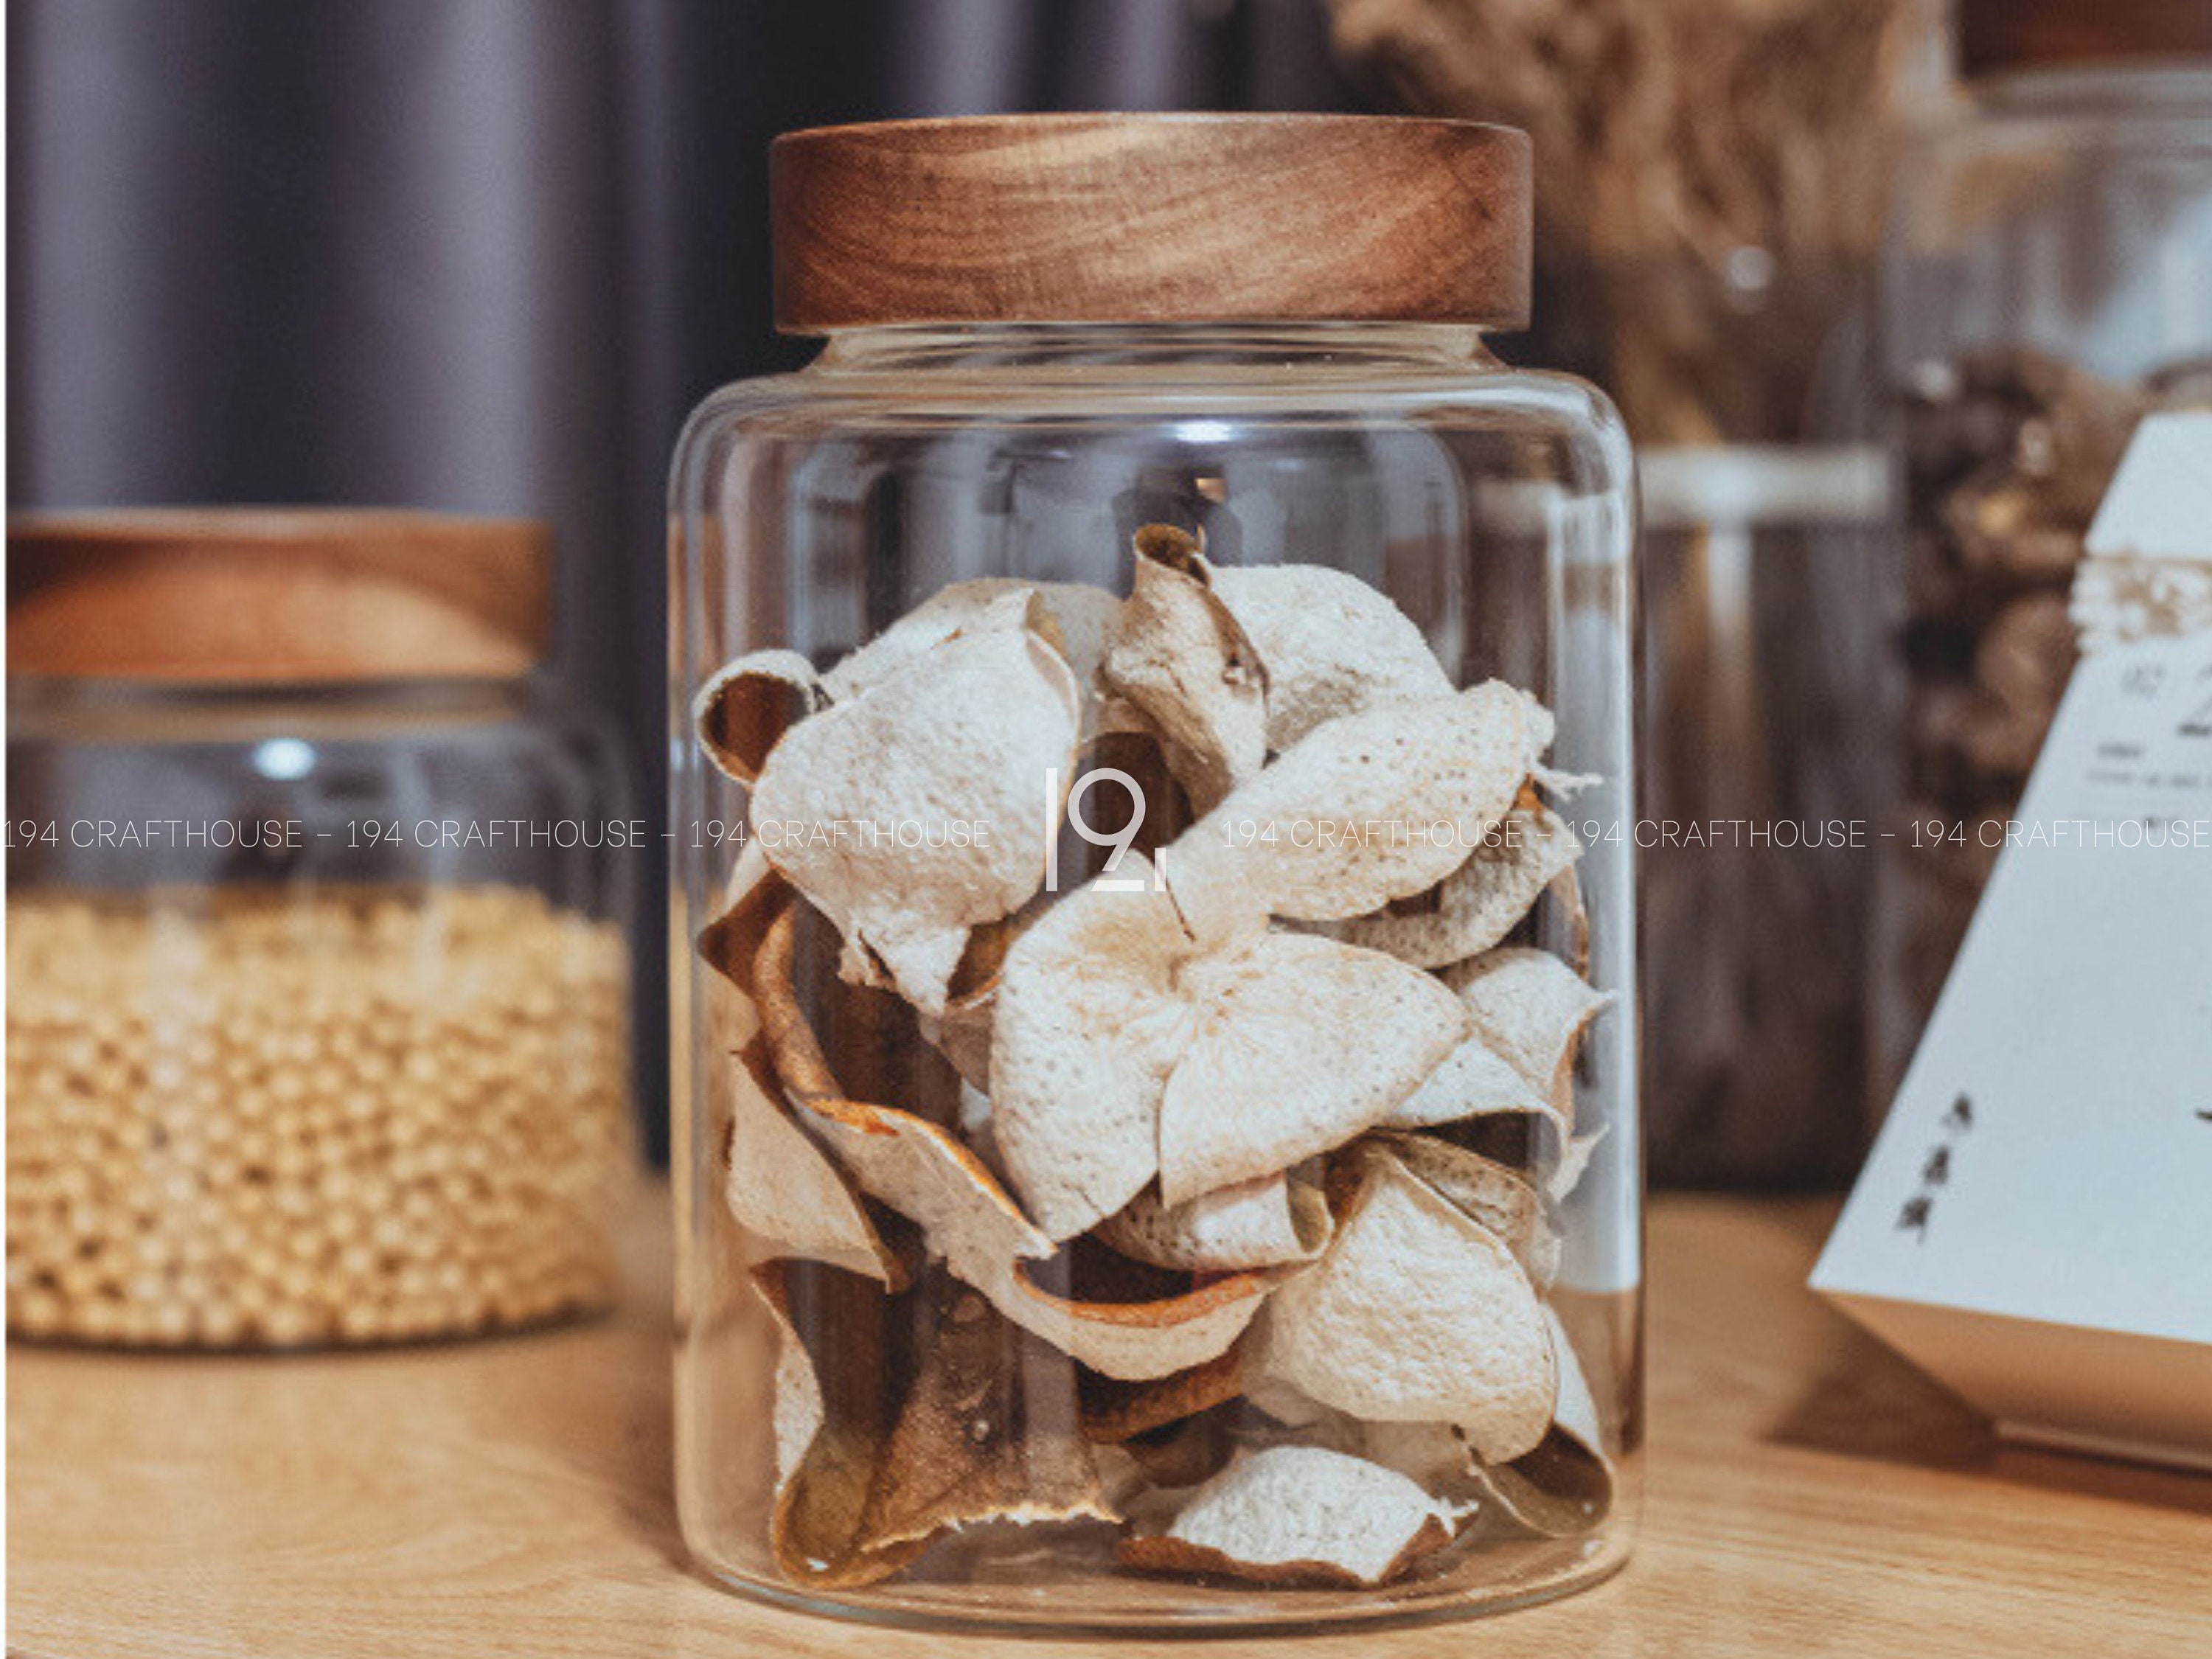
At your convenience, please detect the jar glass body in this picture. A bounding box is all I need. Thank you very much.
[1874,64,2212,1093]
[4,675,636,1348]
[671,324,1639,1632]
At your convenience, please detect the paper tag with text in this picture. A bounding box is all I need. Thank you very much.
[1815,631,2212,1470]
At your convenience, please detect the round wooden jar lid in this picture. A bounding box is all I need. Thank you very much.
[771,114,1532,334]
[1959,0,2212,73]
[6,509,552,683]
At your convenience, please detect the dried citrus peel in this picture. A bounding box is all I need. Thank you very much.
[1099,525,1268,813]
[820,577,1119,705]
[989,855,1197,1242]
[1156,931,1470,1206]
[1474,1310,1615,1539]
[1384,1029,1563,1146]
[748,588,1082,1015]
[692,648,823,786]
[1160,681,1539,950]
[723,1039,900,1287]
[1208,562,1457,751]
[1119,1444,1464,1587]
[1081,1343,1249,1444]
[752,1261,931,1589]
[698,551,1620,1593]
[1364,1133,1561,1289]
[757,899,1270,1382]
[1326,790,1585,970]
[1444,946,1614,1127]
[1257,1150,1557,1463]
[1096,1169,1331,1273]
[855,1273,1116,1551]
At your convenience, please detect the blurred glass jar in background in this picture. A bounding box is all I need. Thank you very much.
[674,116,1638,1632]
[1328,0,1947,1187]
[1874,4,2212,1099]
[6,510,636,1348]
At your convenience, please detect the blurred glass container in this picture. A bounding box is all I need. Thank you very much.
[5,509,635,1349]
[1873,4,2212,1099]
[1548,254,1900,1191]
[673,115,1638,1632]
[1639,442,1891,1188]
[1326,0,1950,1186]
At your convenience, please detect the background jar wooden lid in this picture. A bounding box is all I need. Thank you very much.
[771,114,1532,334]
[1958,0,2212,74]
[6,509,552,683]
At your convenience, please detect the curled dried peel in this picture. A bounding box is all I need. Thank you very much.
[1097,1169,1331,1273]
[699,840,776,1057]
[702,863,901,1286]
[1327,793,1585,970]
[1366,1133,1560,1289]
[1383,1029,1562,1148]
[801,1093,1269,1381]
[1157,931,1470,1207]
[990,855,1197,1241]
[1208,562,1455,751]
[748,589,1081,1015]
[1550,864,1591,979]
[757,900,1267,1382]
[1162,681,1537,948]
[999,1254,1274,1383]
[1116,1407,1244,1494]
[1546,1307,1604,1457]
[693,648,822,786]
[1081,1343,1248,1444]
[1100,525,1268,813]
[1477,1309,1615,1540]
[820,577,1119,705]
[753,1261,928,1589]
[1119,1445,1459,1587]
[1259,1150,1556,1463]
[1443,947,1613,1128]
[1549,1127,1607,1206]
[916,1001,994,1094]
[695,841,784,1001]
[723,1039,900,1287]
[754,904,1052,1263]
[855,1272,1115,1551]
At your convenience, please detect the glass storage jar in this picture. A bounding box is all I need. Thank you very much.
[6,509,636,1348]
[672,116,1638,1631]
[1872,5,2212,1096]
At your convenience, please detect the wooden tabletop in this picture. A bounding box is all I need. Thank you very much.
[10,1189,2209,1658]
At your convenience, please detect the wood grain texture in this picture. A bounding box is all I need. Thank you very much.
[771,115,1531,333]
[7,509,552,682]
[1957,0,2212,73]
[10,1191,2210,1658]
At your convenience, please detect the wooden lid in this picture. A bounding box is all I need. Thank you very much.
[771,114,1531,333]
[1959,0,2212,74]
[6,509,553,683]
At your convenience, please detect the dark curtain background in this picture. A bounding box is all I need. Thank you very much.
[4,0,1357,1158]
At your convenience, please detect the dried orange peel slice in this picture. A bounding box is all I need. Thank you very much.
[749,588,1082,1015]
[1119,1444,1464,1587]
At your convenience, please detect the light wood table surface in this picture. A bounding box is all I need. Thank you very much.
[10,1189,2208,1658]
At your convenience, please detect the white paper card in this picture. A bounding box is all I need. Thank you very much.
[1815,632,2212,1470]
[2084,411,2212,563]
[2073,414,2212,653]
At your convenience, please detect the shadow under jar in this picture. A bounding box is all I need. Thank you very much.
[5,510,635,1349]
[672,115,1639,1633]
